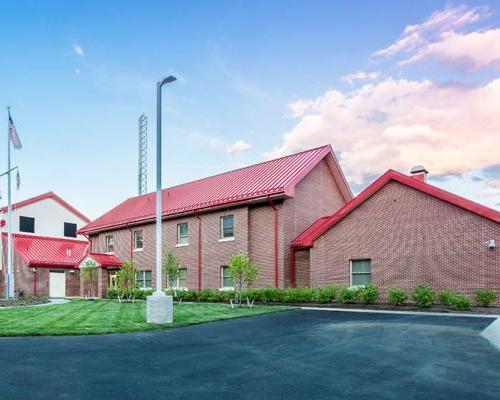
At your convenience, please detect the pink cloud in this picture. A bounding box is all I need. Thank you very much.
[266,78,500,184]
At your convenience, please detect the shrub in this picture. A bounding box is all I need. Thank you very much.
[412,285,434,308]
[475,289,497,307]
[339,287,359,304]
[313,286,339,303]
[387,288,408,306]
[447,293,472,311]
[360,284,379,304]
[437,290,456,306]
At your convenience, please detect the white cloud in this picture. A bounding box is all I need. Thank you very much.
[73,44,84,56]
[479,179,500,198]
[342,71,380,84]
[373,5,498,70]
[226,140,251,154]
[74,68,81,75]
[266,77,500,184]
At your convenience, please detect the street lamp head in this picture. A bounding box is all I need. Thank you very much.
[159,75,177,86]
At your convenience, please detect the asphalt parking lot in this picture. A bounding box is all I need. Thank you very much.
[0,309,498,400]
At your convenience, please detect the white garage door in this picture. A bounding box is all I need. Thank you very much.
[49,271,66,298]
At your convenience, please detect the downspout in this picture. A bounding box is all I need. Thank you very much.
[82,234,92,253]
[290,248,296,288]
[33,267,37,296]
[195,212,202,291]
[267,195,279,288]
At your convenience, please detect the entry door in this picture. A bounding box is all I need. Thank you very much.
[49,271,66,297]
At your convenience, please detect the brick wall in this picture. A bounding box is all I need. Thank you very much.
[283,159,348,285]
[308,181,500,297]
[294,249,310,287]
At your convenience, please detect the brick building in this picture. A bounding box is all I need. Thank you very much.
[0,192,93,297]
[78,145,353,296]
[291,168,500,297]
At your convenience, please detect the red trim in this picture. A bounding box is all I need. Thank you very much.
[268,196,279,288]
[292,169,500,249]
[195,213,202,291]
[127,225,133,261]
[1,192,90,223]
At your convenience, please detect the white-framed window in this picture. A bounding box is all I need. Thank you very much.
[133,230,143,251]
[350,259,372,286]
[220,215,234,239]
[109,273,118,288]
[105,235,114,253]
[220,266,233,289]
[177,223,189,246]
[169,268,187,289]
[136,270,152,289]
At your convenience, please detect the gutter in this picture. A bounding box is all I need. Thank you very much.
[267,195,279,288]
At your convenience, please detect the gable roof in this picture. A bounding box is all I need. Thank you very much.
[292,169,500,249]
[83,253,122,268]
[0,192,90,223]
[3,233,89,268]
[79,145,352,234]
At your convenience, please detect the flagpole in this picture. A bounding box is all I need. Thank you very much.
[6,107,14,299]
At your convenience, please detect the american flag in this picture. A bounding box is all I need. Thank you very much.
[8,111,22,149]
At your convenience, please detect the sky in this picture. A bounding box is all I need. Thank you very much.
[1,0,500,219]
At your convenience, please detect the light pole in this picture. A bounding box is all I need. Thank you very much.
[146,75,177,324]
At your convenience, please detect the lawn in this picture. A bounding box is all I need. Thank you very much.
[0,300,291,336]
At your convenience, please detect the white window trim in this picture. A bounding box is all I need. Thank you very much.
[133,248,143,253]
[218,237,235,243]
[175,243,189,248]
[177,223,189,246]
[349,259,372,288]
[105,235,114,254]
[220,215,235,240]
[136,270,152,289]
[133,230,144,251]
[220,266,233,289]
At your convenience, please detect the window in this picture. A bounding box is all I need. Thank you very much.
[136,270,152,289]
[169,268,187,289]
[177,223,188,245]
[133,230,143,251]
[105,235,114,253]
[19,216,35,233]
[64,222,77,238]
[220,215,234,239]
[109,273,118,288]
[351,260,372,286]
[220,266,233,288]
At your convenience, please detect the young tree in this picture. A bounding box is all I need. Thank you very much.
[228,251,260,308]
[80,258,98,299]
[163,250,182,302]
[116,260,139,303]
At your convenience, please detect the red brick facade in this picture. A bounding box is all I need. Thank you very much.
[88,159,348,295]
[304,181,500,297]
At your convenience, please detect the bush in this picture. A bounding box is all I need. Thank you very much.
[475,289,497,307]
[387,288,408,306]
[437,290,456,306]
[360,284,379,304]
[339,287,359,304]
[412,285,434,308]
[447,293,472,311]
[313,286,339,303]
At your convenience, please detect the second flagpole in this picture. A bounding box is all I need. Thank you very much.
[6,107,14,299]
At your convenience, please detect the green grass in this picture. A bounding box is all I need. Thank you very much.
[0,300,292,336]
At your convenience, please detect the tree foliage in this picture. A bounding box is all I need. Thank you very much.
[80,258,98,299]
[228,251,260,307]
[116,260,139,303]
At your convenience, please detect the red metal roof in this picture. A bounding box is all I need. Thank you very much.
[79,145,352,234]
[3,233,89,268]
[0,192,90,223]
[87,253,122,268]
[292,169,500,249]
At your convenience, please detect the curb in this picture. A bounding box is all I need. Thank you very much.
[300,306,499,318]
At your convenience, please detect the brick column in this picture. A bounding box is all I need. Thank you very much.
[97,268,107,298]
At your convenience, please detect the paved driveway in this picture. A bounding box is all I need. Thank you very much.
[0,310,498,400]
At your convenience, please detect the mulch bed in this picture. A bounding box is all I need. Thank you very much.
[261,302,500,315]
[0,298,49,308]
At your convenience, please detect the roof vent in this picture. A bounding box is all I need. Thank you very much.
[410,165,429,183]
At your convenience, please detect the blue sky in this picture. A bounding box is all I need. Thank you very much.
[1,0,500,219]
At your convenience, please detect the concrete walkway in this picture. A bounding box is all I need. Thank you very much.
[0,298,69,310]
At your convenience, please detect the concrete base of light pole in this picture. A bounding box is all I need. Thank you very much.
[146,293,173,324]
